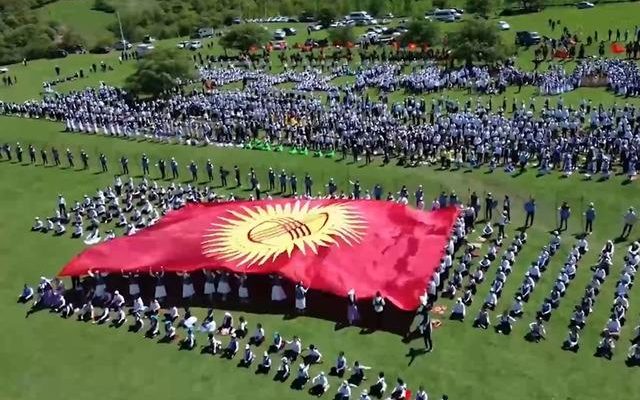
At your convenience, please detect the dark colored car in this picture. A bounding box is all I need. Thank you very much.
[90,46,111,54]
[282,27,297,36]
[299,15,316,23]
[47,49,68,59]
[515,31,542,46]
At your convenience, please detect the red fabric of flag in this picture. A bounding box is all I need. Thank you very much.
[611,42,625,54]
[59,200,458,311]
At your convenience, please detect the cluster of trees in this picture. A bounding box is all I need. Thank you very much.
[124,48,194,96]
[0,0,87,65]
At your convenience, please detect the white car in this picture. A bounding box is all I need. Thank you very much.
[497,20,511,30]
[176,41,189,49]
[0,67,8,74]
[273,30,286,40]
[188,40,202,50]
[576,1,595,8]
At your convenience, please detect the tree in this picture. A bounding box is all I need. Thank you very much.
[449,20,513,64]
[399,19,440,47]
[327,27,356,45]
[124,48,194,97]
[92,0,115,13]
[58,28,87,51]
[219,23,270,52]
[465,0,495,16]
[367,0,386,17]
[432,0,449,9]
[316,7,337,27]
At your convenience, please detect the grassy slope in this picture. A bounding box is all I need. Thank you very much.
[0,116,639,400]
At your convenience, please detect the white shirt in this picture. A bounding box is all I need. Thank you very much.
[312,374,328,388]
[452,301,465,316]
[338,384,351,396]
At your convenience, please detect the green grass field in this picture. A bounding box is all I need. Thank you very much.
[2,3,640,400]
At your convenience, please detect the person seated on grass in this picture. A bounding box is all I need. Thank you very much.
[309,371,330,396]
[509,296,524,318]
[269,332,285,353]
[77,302,94,322]
[240,344,255,367]
[331,351,348,377]
[44,218,54,233]
[369,372,387,398]
[296,362,310,382]
[164,321,177,341]
[71,223,83,239]
[53,221,66,236]
[538,301,552,321]
[223,333,239,358]
[414,386,428,400]
[603,317,622,339]
[256,351,272,373]
[562,326,580,352]
[104,230,116,241]
[473,306,491,329]
[18,284,34,303]
[275,357,291,382]
[249,323,265,346]
[163,306,179,323]
[570,307,586,329]
[441,281,457,299]
[496,311,516,334]
[527,262,541,281]
[613,303,627,324]
[124,223,137,236]
[235,316,248,338]
[218,312,234,335]
[527,318,547,342]
[32,217,44,232]
[627,344,640,366]
[50,292,66,313]
[596,334,615,360]
[336,380,352,400]
[205,333,222,355]
[303,344,323,365]
[284,336,303,361]
[481,223,493,238]
[389,378,408,400]
[483,289,498,311]
[131,296,146,315]
[450,298,466,321]
[60,302,74,319]
[131,311,144,331]
[461,289,473,306]
[116,214,127,227]
[348,361,371,385]
[146,314,160,337]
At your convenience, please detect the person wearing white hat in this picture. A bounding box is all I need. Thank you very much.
[336,380,352,400]
[450,298,466,321]
[309,371,330,396]
[32,217,43,231]
[275,357,290,381]
[241,344,255,367]
[256,351,271,374]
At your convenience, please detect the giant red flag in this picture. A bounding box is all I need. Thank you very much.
[59,200,458,311]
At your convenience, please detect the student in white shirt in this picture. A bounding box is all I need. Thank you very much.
[450,298,466,321]
[415,386,428,400]
[497,311,516,334]
[473,307,491,329]
[284,336,302,361]
[527,318,547,342]
[603,318,621,339]
[336,380,352,400]
[332,351,348,377]
[390,378,407,400]
[370,372,387,398]
[349,361,371,385]
[310,372,330,396]
[275,357,290,382]
[249,323,265,346]
[304,344,323,364]
[562,326,580,352]
[596,335,615,359]
[256,351,271,373]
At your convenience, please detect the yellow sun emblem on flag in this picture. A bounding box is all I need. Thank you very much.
[202,201,366,267]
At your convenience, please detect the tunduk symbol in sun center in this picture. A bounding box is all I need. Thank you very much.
[202,201,366,267]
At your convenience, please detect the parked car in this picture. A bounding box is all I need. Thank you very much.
[427,9,457,22]
[515,31,541,46]
[90,45,111,54]
[0,67,9,74]
[497,20,511,30]
[46,49,68,59]
[232,17,242,24]
[136,43,154,57]
[273,30,286,40]
[143,35,156,44]
[195,27,214,38]
[299,15,316,23]
[177,41,189,49]
[282,27,297,36]
[309,24,323,31]
[188,40,203,50]
[576,1,595,8]
[114,40,132,51]
[270,40,288,50]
